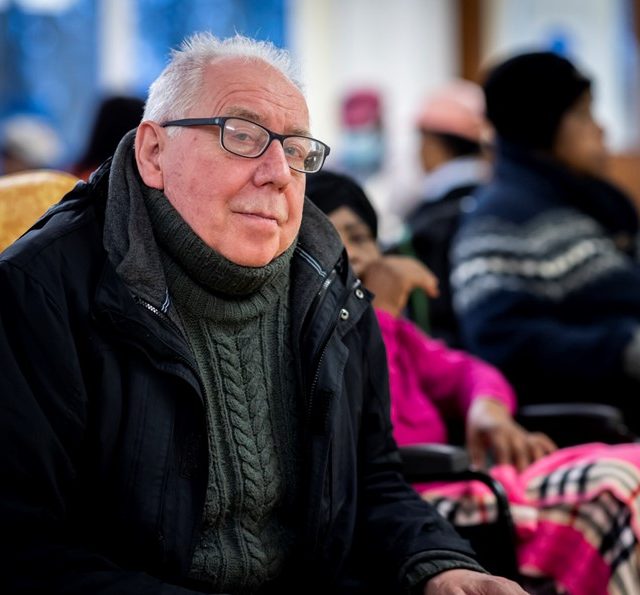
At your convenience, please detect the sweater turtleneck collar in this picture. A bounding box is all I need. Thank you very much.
[144,187,296,299]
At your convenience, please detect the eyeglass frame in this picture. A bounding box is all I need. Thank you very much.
[160,116,331,174]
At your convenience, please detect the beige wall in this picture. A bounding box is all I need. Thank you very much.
[481,0,640,152]
[289,0,640,209]
[287,0,461,239]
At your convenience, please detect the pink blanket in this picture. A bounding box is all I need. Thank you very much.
[419,444,640,594]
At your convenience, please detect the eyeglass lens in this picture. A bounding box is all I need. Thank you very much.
[222,118,325,173]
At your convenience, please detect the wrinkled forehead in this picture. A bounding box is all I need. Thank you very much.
[196,56,309,129]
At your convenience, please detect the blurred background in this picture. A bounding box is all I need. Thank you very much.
[1,0,639,220]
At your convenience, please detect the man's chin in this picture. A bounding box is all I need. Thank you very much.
[223,245,283,268]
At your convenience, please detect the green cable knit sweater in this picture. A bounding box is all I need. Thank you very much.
[145,191,299,594]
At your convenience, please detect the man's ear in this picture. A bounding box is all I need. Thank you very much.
[135,121,165,190]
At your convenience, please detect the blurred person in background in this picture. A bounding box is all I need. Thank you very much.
[395,80,491,347]
[339,88,385,178]
[0,114,63,174]
[0,31,526,595]
[334,88,407,246]
[451,51,640,434]
[72,95,145,180]
[307,169,640,595]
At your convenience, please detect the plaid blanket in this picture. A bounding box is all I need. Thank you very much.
[418,443,640,595]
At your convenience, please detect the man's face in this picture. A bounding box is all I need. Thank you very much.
[144,58,309,267]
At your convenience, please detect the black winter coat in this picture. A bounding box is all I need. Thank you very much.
[0,163,476,594]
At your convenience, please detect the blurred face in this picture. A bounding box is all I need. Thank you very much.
[137,57,309,267]
[419,132,448,173]
[552,90,607,177]
[327,206,380,277]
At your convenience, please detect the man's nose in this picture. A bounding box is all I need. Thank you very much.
[254,139,292,185]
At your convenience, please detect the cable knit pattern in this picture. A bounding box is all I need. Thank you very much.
[144,190,299,594]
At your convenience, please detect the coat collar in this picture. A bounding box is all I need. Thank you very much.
[92,144,354,350]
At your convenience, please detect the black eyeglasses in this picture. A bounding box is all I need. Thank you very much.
[161,116,331,174]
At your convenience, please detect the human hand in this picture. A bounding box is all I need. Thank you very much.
[466,398,557,472]
[361,255,439,317]
[424,568,529,594]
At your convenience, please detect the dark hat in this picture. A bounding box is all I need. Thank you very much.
[305,170,378,239]
[77,95,145,170]
[483,51,591,150]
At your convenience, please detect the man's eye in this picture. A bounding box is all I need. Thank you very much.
[230,131,257,143]
[284,143,306,159]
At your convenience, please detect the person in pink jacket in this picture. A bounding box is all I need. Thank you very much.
[306,169,555,470]
[306,170,640,595]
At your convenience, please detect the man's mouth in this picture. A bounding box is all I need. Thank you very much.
[235,210,282,225]
[235,208,283,222]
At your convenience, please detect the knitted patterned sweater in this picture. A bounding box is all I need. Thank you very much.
[450,141,640,431]
[145,191,299,594]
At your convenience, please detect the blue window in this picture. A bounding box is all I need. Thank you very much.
[0,0,97,168]
[0,0,285,169]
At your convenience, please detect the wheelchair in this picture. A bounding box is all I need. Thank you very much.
[399,402,637,589]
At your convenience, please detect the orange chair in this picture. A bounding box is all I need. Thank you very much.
[0,169,79,252]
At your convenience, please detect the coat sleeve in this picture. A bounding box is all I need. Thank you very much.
[352,306,484,592]
[0,260,206,595]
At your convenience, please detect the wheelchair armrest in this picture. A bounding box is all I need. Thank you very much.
[399,443,471,480]
[516,403,637,446]
[398,442,519,579]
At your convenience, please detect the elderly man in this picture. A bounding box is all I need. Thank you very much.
[0,33,525,595]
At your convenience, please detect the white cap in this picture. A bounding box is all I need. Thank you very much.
[2,115,63,168]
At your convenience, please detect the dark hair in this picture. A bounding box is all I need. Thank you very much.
[76,96,145,170]
[422,131,481,158]
[305,170,378,239]
[483,51,591,150]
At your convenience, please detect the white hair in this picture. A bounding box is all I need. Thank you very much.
[143,32,303,128]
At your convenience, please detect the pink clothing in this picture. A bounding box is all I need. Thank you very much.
[421,445,640,595]
[415,79,485,143]
[376,308,640,593]
[376,308,516,446]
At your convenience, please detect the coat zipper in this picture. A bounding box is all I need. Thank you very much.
[132,295,206,399]
[300,264,365,559]
[133,294,208,560]
[305,270,338,425]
